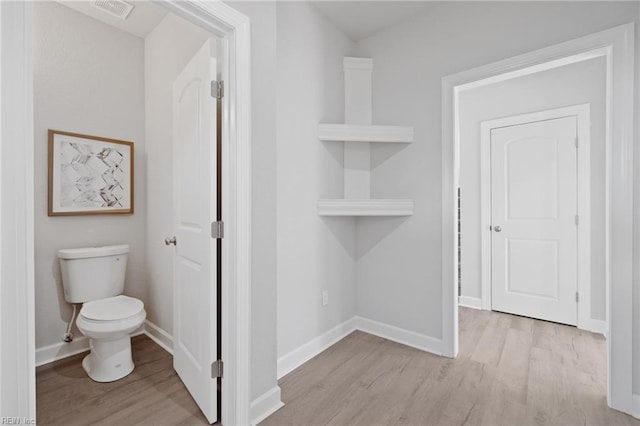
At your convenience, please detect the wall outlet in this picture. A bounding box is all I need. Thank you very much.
[321,290,329,306]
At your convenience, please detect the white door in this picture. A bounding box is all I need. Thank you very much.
[491,116,577,325]
[171,39,218,424]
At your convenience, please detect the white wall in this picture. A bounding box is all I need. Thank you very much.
[226,1,280,403]
[33,1,146,350]
[144,12,210,334]
[458,58,606,321]
[354,2,638,344]
[276,2,356,359]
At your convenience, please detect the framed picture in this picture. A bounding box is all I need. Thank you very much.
[48,130,134,216]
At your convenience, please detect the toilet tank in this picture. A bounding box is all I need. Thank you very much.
[58,244,129,303]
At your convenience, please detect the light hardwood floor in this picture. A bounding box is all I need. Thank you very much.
[36,335,209,425]
[261,308,639,426]
[37,309,639,425]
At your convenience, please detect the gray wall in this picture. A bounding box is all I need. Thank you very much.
[458,58,606,321]
[33,1,146,349]
[276,1,356,361]
[354,2,638,341]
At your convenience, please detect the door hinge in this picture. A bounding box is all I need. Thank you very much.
[575,137,579,149]
[211,360,223,378]
[211,221,224,239]
[211,80,224,100]
[576,292,579,303]
[575,214,579,226]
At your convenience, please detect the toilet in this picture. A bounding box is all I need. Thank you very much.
[58,244,146,382]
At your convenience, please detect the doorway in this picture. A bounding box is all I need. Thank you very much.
[0,1,252,423]
[442,24,635,414]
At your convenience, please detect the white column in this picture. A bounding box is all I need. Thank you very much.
[343,57,372,199]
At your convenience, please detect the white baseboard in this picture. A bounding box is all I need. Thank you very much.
[36,335,90,367]
[250,386,284,425]
[458,296,483,310]
[277,317,357,379]
[144,320,173,354]
[355,316,443,356]
[583,319,608,337]
[35,324,146,367]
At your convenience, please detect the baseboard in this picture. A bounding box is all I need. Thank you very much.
[579,318,608,337]
[355,316,443,356]
[35,326,146,367]
[277,317,357,379]
[585,319,608,337]
[144,320,174,354]
[250,386,284,425]
[632,394,640,419]
[458,296,483,310]
[36,335,90,367]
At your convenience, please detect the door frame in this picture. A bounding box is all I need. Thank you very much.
[0,1,253,424]
[479,105,594,331]
[442,23,634,414]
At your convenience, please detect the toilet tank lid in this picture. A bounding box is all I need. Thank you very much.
[58,244,130,259]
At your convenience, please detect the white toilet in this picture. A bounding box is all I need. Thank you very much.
[58,244,146,383]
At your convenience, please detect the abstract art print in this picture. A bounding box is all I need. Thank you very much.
[48,130,134,216]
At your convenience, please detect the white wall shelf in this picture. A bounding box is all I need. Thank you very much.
[317,199,414,216]
[318,57,414,218]
[318,124,413,143]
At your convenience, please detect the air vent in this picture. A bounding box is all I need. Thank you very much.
[91,0,134,20]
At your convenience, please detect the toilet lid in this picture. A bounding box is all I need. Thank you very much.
[80,295,144,321]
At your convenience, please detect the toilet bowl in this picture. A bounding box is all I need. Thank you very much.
[76,295,146,382]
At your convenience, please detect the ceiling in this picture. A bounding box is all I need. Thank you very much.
[59,1,433,42]
[59,1,168,38]
[311,1,436,42]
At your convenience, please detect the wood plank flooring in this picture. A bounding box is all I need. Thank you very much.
[261,308,639,426]
[36,335,209,426]
[37,309,639,425]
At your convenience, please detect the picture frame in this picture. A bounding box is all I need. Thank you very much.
[48,130,134,216]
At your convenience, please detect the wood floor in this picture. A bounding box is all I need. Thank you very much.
[261,308,639,426]
[37,309,639,426]
[36,335,209,426]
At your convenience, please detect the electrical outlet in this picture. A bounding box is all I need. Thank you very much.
[322,290,329,306]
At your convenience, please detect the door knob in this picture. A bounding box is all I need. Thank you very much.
[494,226,502,232]
[165,236,177,246]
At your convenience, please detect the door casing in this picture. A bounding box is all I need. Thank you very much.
[479,105,592,330]
[442,24,635,414]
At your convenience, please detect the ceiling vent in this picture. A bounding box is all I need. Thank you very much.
[91,0,134,20]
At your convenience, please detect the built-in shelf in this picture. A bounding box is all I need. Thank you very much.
[317,199,414,217]
[318,124,414,143]
[317,57,414,218]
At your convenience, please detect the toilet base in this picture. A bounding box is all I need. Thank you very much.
[83,335,135,382]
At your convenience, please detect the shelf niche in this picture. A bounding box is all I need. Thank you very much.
[317,57,414,217]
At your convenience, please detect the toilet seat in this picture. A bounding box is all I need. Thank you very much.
[80,295,144,321]
[76,295,146,342]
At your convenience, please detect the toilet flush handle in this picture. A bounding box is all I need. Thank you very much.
[165,236,177,246]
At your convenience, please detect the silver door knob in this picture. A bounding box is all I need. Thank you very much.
[165,236,177,246]
[494,226,502,232]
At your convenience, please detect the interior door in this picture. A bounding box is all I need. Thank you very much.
[490,116,577,325]
[171,39,218,424]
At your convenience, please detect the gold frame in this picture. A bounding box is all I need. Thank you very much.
[48,129,134,216]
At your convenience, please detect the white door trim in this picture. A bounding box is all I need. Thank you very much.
[152,3,253,424]
[479,105,592,330]
[0,2,36,419]
[0,1,253,424]
[442,23,634,414]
